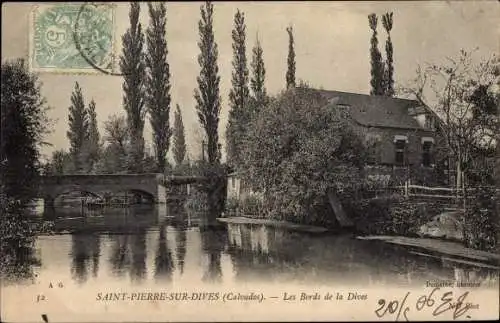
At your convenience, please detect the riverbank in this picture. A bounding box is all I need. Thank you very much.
[217,217,329,233]
[358,235,500,268]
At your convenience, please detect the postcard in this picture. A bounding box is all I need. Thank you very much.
[1,1,499,322]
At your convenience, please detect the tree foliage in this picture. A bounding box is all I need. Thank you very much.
[120,2,146,173]
[382,12,394,97]
[46,149,72,175]
[194,1,222,165]
[241,86,367,224]
[96,114,129,173]
[226,9,250,168]
[250,36,268,110]
[1,59,50,202]
[285,25,296,89]
[146,2,172,173]
[400,50,499,187]
[85,99,101,173]
[66,82,88,173]
[368,14,385,96]
[173,104,187,166]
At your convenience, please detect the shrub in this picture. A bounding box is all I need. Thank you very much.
[185,185,208,212]
[224,195,264,218]
[0,194,40,281]
[239,195,264,217]
[348,196,393,235]
[348,195,434,236]
[464,187,498,252]
[185,161,229,215]
[225,196,239,215]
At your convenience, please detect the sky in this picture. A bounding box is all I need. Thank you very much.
[1,1,498,162]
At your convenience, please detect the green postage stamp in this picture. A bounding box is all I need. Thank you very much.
[30,3,116,73]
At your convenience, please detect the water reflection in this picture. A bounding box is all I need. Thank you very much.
[225,223,499,287]
[3,205,498,290]
[154,222,174,281]
[200,224,227,283]
[109,235,130,277]
[70,233,100,284]
[171,212,187,276]
[130,230,147,282]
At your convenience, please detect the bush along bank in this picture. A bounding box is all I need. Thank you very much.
[463,187,499,253]
[345,195,443,237]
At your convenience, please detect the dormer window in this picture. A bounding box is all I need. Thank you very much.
[424,115,435,130]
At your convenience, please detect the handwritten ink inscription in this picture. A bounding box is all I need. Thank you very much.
[375,287,480,321]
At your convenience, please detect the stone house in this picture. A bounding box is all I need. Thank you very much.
[227,89,444,199]
[319,90,438,166]
[318,89,443,186]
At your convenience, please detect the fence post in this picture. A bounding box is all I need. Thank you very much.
[404,180,409,198]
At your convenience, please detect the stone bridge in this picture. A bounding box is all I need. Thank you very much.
[39,173,167,206]
[38,173,221,208]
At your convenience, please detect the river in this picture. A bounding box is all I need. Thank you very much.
[1,205,499,321]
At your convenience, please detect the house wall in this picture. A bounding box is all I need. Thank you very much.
[227,174,263,201]
[227,174,242,200]
[361,125,436,166]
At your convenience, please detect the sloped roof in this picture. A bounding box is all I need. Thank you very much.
[314,89,427,130]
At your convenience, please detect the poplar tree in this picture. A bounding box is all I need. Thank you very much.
[146,2,171,173]
[368,14,385,96]
[226,9,249,167]
[120,2,146,173]
[382,12,394,97]
[250,35,267,110]
[194,1,221,165]
[285,25,296,89]
[67,82,88,173]
[85,99,101,172]
[173,104,186,166]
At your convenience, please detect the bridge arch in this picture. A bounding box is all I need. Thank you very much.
[112,188,156,204]
[48,188,104,206]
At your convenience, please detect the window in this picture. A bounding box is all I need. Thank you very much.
[394,140,406,166]
[424,115,435,130]
[422,141,433,167]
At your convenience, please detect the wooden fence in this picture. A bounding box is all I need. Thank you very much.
[400,183,464,200]
[399,183,498,200]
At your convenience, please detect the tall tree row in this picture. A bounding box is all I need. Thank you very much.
[368,14,385,96]
[194,1,222,165]
[250,35,267,110]
[67,82,89,173]
[85,99,101,172]
[226,9,249,168]
[120,2,147,173]
[173,104,187,166]
[285,25,296,89]
[146,2,172,173]
[382,12,394,97]
[368,12,394,96]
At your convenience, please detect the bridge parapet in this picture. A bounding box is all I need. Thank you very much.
[39,173,165,204]
[41,173,163,186]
